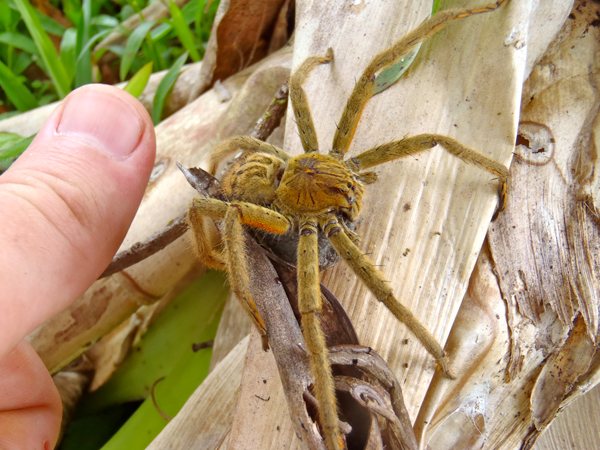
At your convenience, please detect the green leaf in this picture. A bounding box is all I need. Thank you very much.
[0,134,34,171]
[38,93,57,106]
[124,61,152,98]
[12,0,70,98]
[149,21,171,41]
[97,272,227,450]
[75,0,92,86]
[60,27,77,84]
[194,0,206,38]
[0,59,38,111]
[91,14,119,28]
[0,2,17,31]
[374,44,421,95]
[0,131,24,149]
[168,0,200,62]
[120,20,155,81]
[35,9,66,36]
[62,0,82,26]
[151,50,187,125]
[80,271,227,412]
[13,50,32,75]
[107,45,125,57]
[0,31,37,54]
[195,0,219,43]
[0,111,21,121]
[59,402,140,450]
[75,28,112,65]
[120,4,135,22]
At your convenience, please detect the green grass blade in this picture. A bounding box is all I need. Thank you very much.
[97,272,227,450]
[0,2,14,30]
[0,59,38,111]
[80,271,227,412]
[0,134,34,171]
[91,14,119,28]
[0,131,25,149]
[151,50,187,125]
[12,0,70,98]
[35,9,66,36]
[120,20,155,81]
[374,43,421,95]
[149,1,200,51]
[124,61,152,98]
[75,28,112,65]
[168,0,200,62]
[60,27,77,85]
[195,0,218,43]
[149,21,171,41]
[13,51,32,75]
[0,31,37,54]
[194,0,206,38]
[75,0,92,86]
[141,39,163,72]
[106,45,124,58]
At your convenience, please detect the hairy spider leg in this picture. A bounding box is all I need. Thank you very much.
[188,197,290,349]
[321,214,456,378]
[209,135,289,174]
[188,200,227,271]
[298,219,342,450]
[331,0,509,158]
[347,133,509,211]
[290,48,334,153]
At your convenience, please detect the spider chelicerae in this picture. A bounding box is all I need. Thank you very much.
[185,1,509,448]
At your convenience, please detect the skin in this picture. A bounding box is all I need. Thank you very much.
[0,84,156,449]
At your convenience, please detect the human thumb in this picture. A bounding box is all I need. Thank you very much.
[0,84,156,359]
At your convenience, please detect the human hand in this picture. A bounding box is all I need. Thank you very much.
[0,85,156,449]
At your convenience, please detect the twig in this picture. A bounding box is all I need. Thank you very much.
[99,214,188,278]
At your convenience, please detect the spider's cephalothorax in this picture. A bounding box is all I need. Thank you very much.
[275,153,364,220]
[187,2,509,449]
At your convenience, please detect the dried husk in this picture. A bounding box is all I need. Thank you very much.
[413,1,600,449]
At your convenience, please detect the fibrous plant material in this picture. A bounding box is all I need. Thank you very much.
[413,1,599,449]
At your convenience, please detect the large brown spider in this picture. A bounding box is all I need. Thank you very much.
[186,1,508,448]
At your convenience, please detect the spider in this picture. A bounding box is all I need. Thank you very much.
[186,1,508,448]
